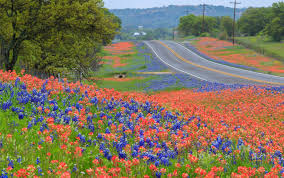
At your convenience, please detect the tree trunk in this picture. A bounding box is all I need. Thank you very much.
[4,47,19,71]
[7,47,19,71]
[0,41,7,70]
[4,49,10,71]
[0,47,4,69]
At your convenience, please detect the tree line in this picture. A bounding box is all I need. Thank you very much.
[178,2,284,41]
[0,0,121,78]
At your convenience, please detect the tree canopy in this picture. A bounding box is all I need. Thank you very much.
[0,0,120,77]
[237,2,284,41]
[264,2,284,41]
[178,14,217,37]
[238,7,271,36]
[220,16,234,37]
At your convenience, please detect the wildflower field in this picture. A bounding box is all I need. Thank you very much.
[0,41,284,178]
[0,69,283,177]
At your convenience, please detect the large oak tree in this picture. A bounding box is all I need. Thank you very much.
[0,0,120,76]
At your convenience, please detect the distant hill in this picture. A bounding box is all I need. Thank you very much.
[110,5,246,29]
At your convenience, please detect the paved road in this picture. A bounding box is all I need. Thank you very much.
[144,40,284,85]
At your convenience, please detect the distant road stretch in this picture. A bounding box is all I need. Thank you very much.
[144,40,284,86]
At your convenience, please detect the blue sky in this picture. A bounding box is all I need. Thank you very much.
[104,0,282,9]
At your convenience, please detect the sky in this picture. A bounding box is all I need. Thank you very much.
[104,0,283,9]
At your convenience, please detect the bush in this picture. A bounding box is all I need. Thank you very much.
[218,31,229,40]
[200,32,210,37]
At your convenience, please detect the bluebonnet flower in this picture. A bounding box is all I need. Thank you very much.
[36,157,40,164]
[237,138,244,149]
[154,160,160,167]
[18,112,24,119]
[105,128,111,134]
[17,157,22,164]
[37,166,43,176]
[88,124,95,132]
[119,151,127,159]
[8,159,14,168]
[72,165,77,172]
[156,171,162,178]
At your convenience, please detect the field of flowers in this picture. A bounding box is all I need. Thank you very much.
[0,70,283,177]
[190,37,284,76]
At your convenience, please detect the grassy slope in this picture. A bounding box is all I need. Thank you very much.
[235,36,284,61]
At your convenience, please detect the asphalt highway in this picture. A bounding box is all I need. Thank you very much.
[144,40,284,85]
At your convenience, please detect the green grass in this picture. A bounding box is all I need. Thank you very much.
[97,48,112,57]
[217,46,250,54]
[216,51,250,56]
[189,38,200,45]
[176,35,196,42]
[85,76,158,92]
[260,61,276,67]
[183,35,196,40]
[159,69,173,72]
[236,36,284,62]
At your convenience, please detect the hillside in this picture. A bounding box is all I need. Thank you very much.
[110,5,246,29]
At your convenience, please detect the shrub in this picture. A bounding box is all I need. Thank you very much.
[200,32,210,37]
[218,31,229,40]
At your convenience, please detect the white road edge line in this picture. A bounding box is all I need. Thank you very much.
[170,41,284,80]
[144,41,208,81]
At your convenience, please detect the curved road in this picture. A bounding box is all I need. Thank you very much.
[144,40,284,85]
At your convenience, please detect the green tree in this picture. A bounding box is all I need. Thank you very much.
[265,2,284,41]
[178,14,217,37]
[220,16,234,37]
[0,0,120,76]
[200,16,218,35]
[178,14,198,36]
[238,7,271,36]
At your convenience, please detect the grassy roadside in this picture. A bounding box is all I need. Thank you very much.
[235,36,284,62]
[175,35,196,42]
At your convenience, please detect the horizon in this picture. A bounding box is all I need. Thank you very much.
[104,0,282,9]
